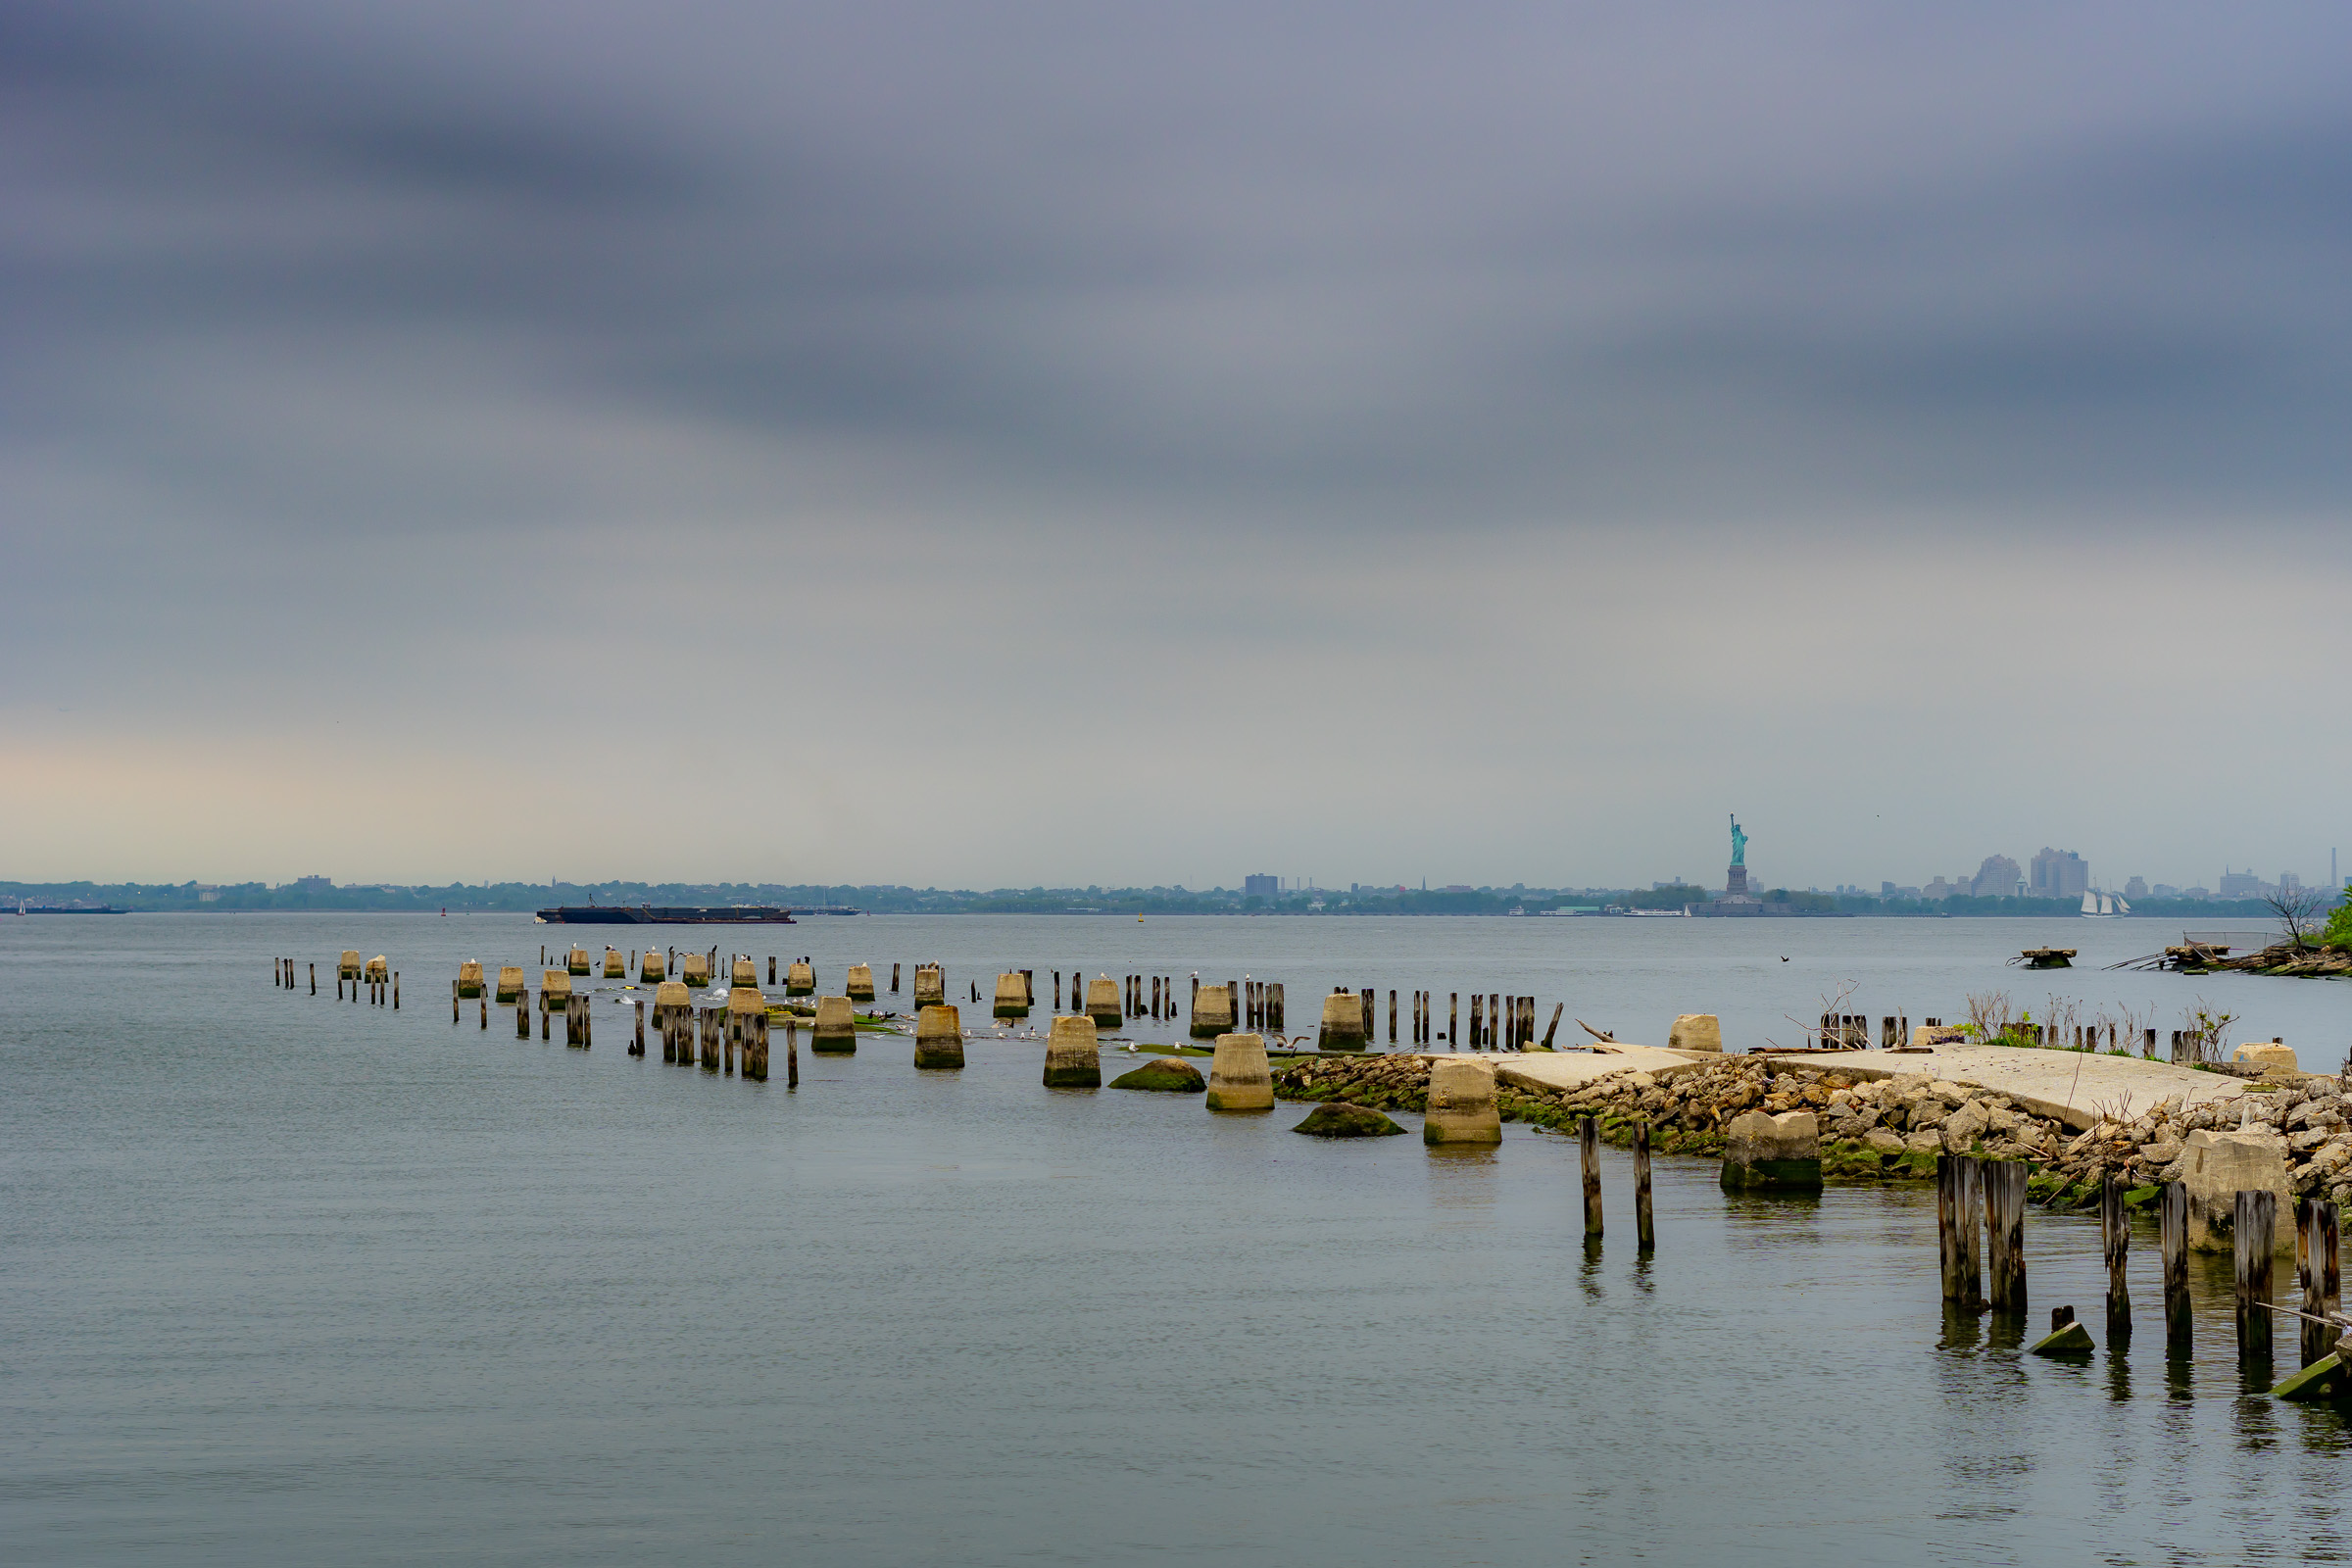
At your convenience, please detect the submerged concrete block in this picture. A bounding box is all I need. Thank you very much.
[2027,1317,2095,1357]
[785,960,815,997]
[457,960,485,999]
[1720,1110,1822,1191]
[1085,977,1122,1032]
[2183,1128,2293,1253]
[810,995,857,1054]
[496,964,526,1003]
[846,963,875,1002]
[1045,1014,1102,1088]
[995,972,1032,1018]
[1317,991,1368,1051]
[1668,1013,1723,1053]
[915,1004,964,1069]
[913,964,945,1007]
[1190,983,1235,1040]
[1424,1059,1502,1148]
[1205,1033,1275,1112]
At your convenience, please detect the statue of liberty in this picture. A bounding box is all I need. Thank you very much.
[1725,815,1750,898]
[1729,815,1747,866]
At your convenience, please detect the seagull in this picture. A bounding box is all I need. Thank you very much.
[1780,956,1789,962]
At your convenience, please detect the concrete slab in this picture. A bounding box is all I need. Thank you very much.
[1792,1046,2251,1131]
[1412,1046,1706,1095]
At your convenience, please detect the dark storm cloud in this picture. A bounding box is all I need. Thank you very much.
[6,0,2352,519]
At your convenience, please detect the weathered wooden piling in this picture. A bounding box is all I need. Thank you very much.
[1189,983,1234,1040]
[702,1005,722,1071]
[1044,1015,1102,1088]
[1359,988,1374,1044]
[1468,993,1483,1051]
[1635,1122,1654,1251]
[1317,989,1368,1051]
[516,990,530,1039]
[2102,1174,2131,1342]
[1542,1002,1564,1051]
[2305,1200,2342,1366]
[1937,1155,1984,1308]
[564,993,588,1048]
[1424,1059,1501,1147]
[913,963,945,1009]
[810,995,857,1054]
[2162,1180,2191,1349]
[995,972,1031,1019]
[767,956,776,985]
[1204,1033,1274,1112]
[452,980,461,1022]
[847,963,875,1002]
[310,962,316,996]
[1581,1117,1602,1237]
[2237,1189,2277,1362]
[1984,1160,2028,1314]
[633,998,645,1056]
[1447,993,1458,1049]
[891,962,901,994]
[1269,982,1283,1032]
[787,1018,799,1087]
[392,972,398,1009]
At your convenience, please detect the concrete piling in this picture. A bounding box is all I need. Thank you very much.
[1085,976,1123,1034]
[1721,1110,1823,1192]
[496,964,524,1003]
[810,996,857,1054]
[1189,983,1235,1040]
[732,956,758,989]
[640,950,666,983]
[913,964,945,1009]
[1204,1033,1274,1112]
[566,947,591,977]
[786,959,815,997]
[605,948,624,979]
[1317,989,1367,1051]
[1668,1013,1722,1053]
[340,950,362,982]
[1423,1059,1502,1148]
[458,960,485,1000]
[915,1004,964,1068]
[995,972,1031,1019]
[680,953,710,988]
[847,964,875,1002]
[1043,1014,1102,1089]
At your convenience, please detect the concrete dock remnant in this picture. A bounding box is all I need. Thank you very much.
[2234,1042,2298,1072]
[995,972,1032,1019]
[366,956,389,984]
[681,953,711,988]
[1085,977,1122,1033]
[732,956,758,989]
[1190,982,1235,1040]
[457,960,485,999]
[1424,1059,1502,1148]
[913,964,945,1008]
[542,969,571,1008]
[565,946,590,976]
[1044,1015,1102,1088]
[2184,1129,2293,1253]
[1667,1014,1723,1053]
[640,950,666,983]
[604,948,625,978]
[1317,990,1368,1051]
[810,995,857,1054]
[1205,1033,1275,1112]
[914,1004,964,1069]
[496,964,525,1003]
[1719,1109,1823,1191]
[846,963,875,1002]
[786,960,815,997]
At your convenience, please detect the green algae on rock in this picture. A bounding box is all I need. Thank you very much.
[1110,1057,1205,1092]
[1292,1102,1406,1138]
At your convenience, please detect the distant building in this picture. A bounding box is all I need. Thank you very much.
[2152,884,2180,898]
[1971,856,2022,900]
[2029,849,2089,899]
[1243,874,1278,899]
[2125,876,2149,900]
[1922,876,1960,901]
[293,874,332,892]
[2218,869,2268,900]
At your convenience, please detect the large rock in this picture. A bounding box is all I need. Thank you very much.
[2182,1128,2292,1253]
[1941,1100,1990,1152]
[1317,990,1368,1051]
[1293,1103,1407,1138]
[1044,1014,1102,1088]
[1205,1033,1275,1112]
[1423,1059,1501,1148]
[1668,1014,1722,1053]
[914,1004,963,1069]
[1720,1110,1822,1192]
[1111,1057,1204,1092]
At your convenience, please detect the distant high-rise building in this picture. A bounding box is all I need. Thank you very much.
[2124,876,2149,900]
[1922,876,1960,901]
[1971,855,2022,900]
[2217,869,2268,901]
[2029,848,2089,899]
[1244,873,1279,899]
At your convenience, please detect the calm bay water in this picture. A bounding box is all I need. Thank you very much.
[7,912,2352,1565]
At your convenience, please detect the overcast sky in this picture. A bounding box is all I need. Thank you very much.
[5,0,2349,892]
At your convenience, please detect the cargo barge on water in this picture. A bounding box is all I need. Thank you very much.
[534,905,798,925]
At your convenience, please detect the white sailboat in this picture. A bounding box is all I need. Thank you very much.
[2082,890,2117,918]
